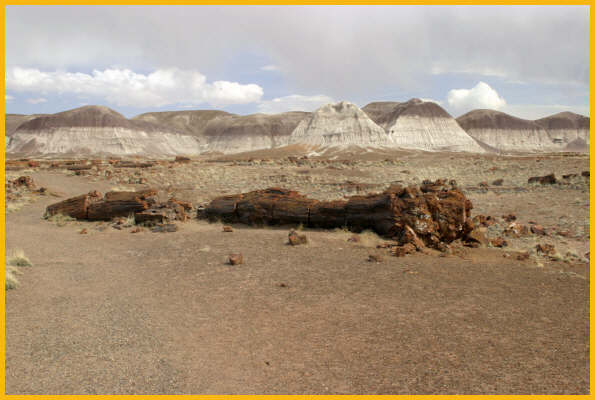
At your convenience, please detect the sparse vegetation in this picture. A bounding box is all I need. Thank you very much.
[7,249,33,267]
[6,249,32,290]
[45,213,76,227]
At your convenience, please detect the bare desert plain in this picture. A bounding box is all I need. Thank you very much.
[4,149,590,394]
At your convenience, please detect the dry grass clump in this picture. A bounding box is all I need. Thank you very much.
[6,201,26,214]
[5,265,20,290]
[45,213,76,227]
[7,249,33,267]
[334,228,385,248]
[6,249,32,290]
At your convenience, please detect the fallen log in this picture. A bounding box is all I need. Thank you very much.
[67,165,93,171]
[87,199,148,220]
[104,189,157,202]
[201,182,474,249]
[135,209,166,224]
[114,162,155,168]
[45,191,102,219]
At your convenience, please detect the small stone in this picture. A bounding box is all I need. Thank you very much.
[536,243,556,256]
[530,224,546,236]
[223,225,234,232]
[348,235,361,243]
[464,228,488,247]
[228,254,243,265]
[490,237,507,248]
[502,213,517,222]
[516,252,530,261]
[288,231,308,245]
[491,179,504,186]
[392,243,416,257]
[368,254,383,263]
[79,228,87,234]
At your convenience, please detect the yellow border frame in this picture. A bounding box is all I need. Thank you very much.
[0,3,591,398]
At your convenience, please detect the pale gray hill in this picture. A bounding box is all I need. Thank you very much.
[535,111,589,130]
[203,111,311,153]
[360,101,402,126]
[133,110,235,139]
[8,105,202,157]
[288,102,390,148]
[535,111,590,150]
[6,114,47,137]
[362,99,484,152]
[458,109,589,152]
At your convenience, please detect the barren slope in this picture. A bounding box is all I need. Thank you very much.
[457,109,589,153]
[7,106,202,157]
[363,99,484,152]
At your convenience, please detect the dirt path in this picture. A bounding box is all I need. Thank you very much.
[5,172,589,394]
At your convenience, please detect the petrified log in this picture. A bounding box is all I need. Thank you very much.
[200,181,473,249]
[309,200,347,228]
[45,191,102,219]
[67,165,92,171]
[528,173,556,185]
[170,198,193,211]
[135,209,166,224]
[205,194,243,222]
[87,199,148,220]
[114,162,155,168]
[104,189,157,202]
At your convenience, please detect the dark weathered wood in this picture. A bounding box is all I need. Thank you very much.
[87,200,148,220]
[45,191,102,219]
[135,209,166,224]
[200,182,474,249]
[67,165,92,171]
[104,189,157,202]
[344,192,397,235]
[114,162,155,168]
[309,200,347,229]
[204,195,242,222]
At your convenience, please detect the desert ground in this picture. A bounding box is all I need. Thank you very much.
[5,149,590,394]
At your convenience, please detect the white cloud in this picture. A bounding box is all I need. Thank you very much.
[260,64,280,72]
[5,94,14,101]
[26,97,47,104]
[447,82,506,113]
[5,66,263,108]
[257,94,334,114]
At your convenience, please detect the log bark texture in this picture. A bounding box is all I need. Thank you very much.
[45,191,102,219]
[87,200,148,220]
[201,182,474,248]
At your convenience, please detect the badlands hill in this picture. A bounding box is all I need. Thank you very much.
[457,109,590,152]
[6,114,47,137]
[288,101,389,147]
[6,102,589,157]
[133,110,234,141]
[7,105,202,156]
[362,99,485,152]
[201,112,311,153]
[134,110,310,153]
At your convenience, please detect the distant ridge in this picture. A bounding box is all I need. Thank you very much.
[457,109,589,152]
[7,105,202,156]
[5,103,589,156]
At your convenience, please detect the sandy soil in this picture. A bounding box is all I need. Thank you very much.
[5,152,590,394]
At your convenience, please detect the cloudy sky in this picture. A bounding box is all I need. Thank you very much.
[5,6,589,119]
